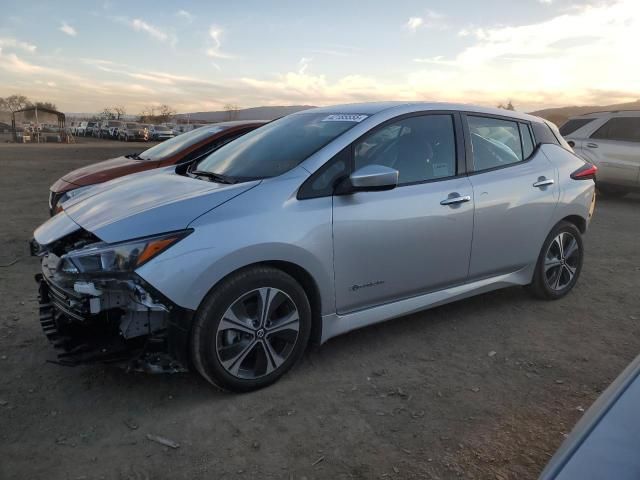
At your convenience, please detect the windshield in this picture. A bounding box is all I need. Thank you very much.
[154,125,170,131]
[126,123,139,129]
[195,113,363,179]
[139,124,227,161]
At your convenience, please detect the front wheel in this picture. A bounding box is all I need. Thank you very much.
[191,266,312,392]
[528,221,584,300]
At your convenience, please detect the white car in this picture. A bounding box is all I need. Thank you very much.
[560,110,640,197]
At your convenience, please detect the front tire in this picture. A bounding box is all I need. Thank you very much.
[529,221,584,300]
[191,266,312,392]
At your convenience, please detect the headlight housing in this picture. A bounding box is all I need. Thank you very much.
[55,185,95,213]
[59,230,191,274]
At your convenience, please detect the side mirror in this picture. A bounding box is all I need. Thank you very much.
[337,164,399,194]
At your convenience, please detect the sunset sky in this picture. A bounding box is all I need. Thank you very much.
[0,0,638,114]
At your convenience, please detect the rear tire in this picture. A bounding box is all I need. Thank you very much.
[528,221,584,300]
[191,266,312,392]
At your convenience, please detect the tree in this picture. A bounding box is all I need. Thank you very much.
[497,100,516,111]
[138,105,156,123]
[138,104,176,123]
[113,105,126,120]
[0,94,32,112]
[157,104,176,123]
[224,103,240,121]
[100,107,115,120]
[34,101,58,111]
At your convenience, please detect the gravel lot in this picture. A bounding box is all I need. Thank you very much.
[0,140,639,480]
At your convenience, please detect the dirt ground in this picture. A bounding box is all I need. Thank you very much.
[0,140,638,480]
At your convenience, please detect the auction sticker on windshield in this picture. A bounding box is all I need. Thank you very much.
[322,114,369,122]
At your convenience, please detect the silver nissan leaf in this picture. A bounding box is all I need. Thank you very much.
[31,102,597,391]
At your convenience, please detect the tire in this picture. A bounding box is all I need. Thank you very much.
[191,266,312,392]
[528,221,584,300]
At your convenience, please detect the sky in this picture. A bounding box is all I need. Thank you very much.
[0,0,638,114]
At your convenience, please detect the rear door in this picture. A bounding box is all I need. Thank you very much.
[332,112,474,313]
[464,115,559,279]
[584,117,640,187]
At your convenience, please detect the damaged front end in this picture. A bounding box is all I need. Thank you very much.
[32,226,193,373]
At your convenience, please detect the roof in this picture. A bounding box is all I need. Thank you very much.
[12,106,65,118]
[295,101,543,122]
[569,110,640,119]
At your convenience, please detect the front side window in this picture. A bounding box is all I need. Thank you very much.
[468,116,523,171]
[354,114,456,185]
[196,113,362,179]
[591,117,640,142]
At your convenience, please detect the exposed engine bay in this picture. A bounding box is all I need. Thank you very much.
[32,228,191,373]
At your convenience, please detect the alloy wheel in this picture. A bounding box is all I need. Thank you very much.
[215,287,300,379]
[544,232,580,291]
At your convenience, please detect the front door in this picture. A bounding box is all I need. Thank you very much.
[332,113,474,314]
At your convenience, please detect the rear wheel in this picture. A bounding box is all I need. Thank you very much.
[191,266,311,392]
[529,221,584,300]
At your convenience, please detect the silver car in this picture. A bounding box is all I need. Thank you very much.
[560,110,640,196]
[31,102,596,392]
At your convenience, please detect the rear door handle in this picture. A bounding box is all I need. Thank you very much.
[586,143,599,148]
[533,178,555,188]
[440,195,471,206]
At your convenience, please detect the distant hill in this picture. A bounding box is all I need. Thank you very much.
[530,100,640,127]
[176,105,316,123]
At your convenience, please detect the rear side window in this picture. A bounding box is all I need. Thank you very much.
[591,117,640,142]
[559,119,596,136]
[467,116,523,171]
[519,123,535,159]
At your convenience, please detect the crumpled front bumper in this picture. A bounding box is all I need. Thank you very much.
[35,254,194,373]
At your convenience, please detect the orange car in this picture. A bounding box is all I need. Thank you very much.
[49,120,266,215]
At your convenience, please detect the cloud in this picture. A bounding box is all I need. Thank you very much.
[131,18,167,41]
[0,37,37,53]
[405,10,445,32]
[298,57,311,75]
[405,17,424,32]
[206,26,234,59]
[59,22,77,36]
[176,9,194,22]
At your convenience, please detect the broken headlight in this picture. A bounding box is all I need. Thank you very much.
[59,230,191,274]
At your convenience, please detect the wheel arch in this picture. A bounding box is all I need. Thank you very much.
[194,259,325,347]
[560,214,587,234]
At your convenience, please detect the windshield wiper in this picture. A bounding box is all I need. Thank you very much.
[125,152,145,160]
[190,170,238,184]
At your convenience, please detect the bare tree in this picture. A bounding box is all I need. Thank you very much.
[224,104,240,121]
[0,94,32,112]
[100,107,115,120]
[138,105,157,123]
[497,100,516,111]
[157,104,176,123]
[112,105,126,120]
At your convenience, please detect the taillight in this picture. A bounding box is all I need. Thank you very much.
[571,163,597,180]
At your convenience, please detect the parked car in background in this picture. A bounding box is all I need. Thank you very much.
[99,120,123,139]
[47,120,267,214]
[75,121,88,136]
[149,124,175,141]
[560,110,640,197]
[32,103,596,391]
[541,353,640,480]
[85,121,98,136]
[118,122,149,142]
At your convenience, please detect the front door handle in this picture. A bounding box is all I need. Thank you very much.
[440,194,471,206]
[533,178,554,188]
[586,142,599,148]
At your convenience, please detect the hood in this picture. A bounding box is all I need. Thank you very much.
[60,155,158,187]
[62,168,260,243]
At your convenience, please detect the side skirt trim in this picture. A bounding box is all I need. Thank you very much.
[320,265,534,343]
